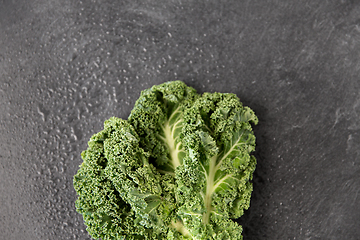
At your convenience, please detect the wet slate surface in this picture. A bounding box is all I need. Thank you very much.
[1,0,360,239]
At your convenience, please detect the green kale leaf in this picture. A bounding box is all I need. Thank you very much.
[74,81,258,239]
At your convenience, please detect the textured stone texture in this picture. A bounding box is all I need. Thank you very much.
[1,0,359,239]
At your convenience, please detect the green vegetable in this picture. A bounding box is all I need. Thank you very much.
[73,81,258,239]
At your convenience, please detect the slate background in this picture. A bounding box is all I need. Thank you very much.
[1,0,360,239]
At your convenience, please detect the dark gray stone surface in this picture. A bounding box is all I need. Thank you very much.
[1,0,359,239]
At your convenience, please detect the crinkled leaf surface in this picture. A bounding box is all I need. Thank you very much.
[176,92,258,238]
[128,81,199,175]
[73,128,165,240]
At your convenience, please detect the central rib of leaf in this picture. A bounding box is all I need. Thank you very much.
[158,106,184,172]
